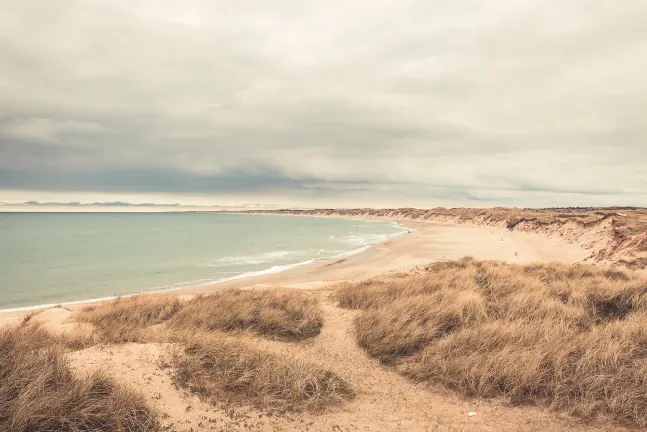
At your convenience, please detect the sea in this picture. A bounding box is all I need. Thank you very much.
[0,212,406,311]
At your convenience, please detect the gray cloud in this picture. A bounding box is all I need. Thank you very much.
[1,0,646,207]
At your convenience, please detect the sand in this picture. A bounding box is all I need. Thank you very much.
[2,216,615,431]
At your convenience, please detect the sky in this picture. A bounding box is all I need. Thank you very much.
[1,0,647,209]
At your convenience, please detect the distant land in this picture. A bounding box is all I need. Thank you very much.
[0,201,284,211]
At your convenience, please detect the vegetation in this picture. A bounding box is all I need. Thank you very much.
[172,334,354,411]
[78,295,182,343]
[78,289,323,344]
[74,289,343,411]
[0,325,157,432]
[169,289,323,341]
[338,258,647,427]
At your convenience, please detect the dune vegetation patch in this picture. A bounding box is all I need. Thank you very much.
[169,289,323,341]
[172,334,354,411]
[0,325,157,432]
[78,289,323,344]
[77,295,182,344]
[338,257,647,427]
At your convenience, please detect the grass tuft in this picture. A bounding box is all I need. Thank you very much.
[77,296,182,343]
[169,289,323,341]
[172,334,354,411]
[0,325,157,431]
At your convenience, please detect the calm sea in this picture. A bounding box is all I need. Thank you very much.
[0,213,405,310]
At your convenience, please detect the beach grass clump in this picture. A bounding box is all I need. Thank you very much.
[339,258,647,427]
[78,295,182,343]
[0,325,157,432]
[169,289,323,341]
[172,334,354,411]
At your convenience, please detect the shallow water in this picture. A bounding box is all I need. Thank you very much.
[0,212,405,310]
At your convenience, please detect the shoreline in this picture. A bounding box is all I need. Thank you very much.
[0,213,589,325]
[0,215,412,316]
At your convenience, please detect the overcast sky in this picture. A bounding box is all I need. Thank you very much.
[1,0,646,208]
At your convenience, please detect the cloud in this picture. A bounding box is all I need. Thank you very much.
[1,0,646,207]
[0,118,115,144]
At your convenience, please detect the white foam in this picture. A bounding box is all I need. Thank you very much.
[338,232,392,246]
[200,250,307,267]
[207,259,317,283]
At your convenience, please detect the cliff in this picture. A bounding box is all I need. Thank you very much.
[240,207,647,269]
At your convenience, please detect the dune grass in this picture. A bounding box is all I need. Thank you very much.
[77,289,323,344]
[0,325,157,432]
[77,296,182,344]
[172,334,354,411]
[338,257,647,427]
[74,289,349,411]
[169,289,323,341]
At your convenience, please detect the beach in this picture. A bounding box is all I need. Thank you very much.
[0,216,588,328]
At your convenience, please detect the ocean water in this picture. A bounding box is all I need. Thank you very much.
[0,213,406,310]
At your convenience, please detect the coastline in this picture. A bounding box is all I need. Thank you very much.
[0,213,589,326]
[0,215,409,314]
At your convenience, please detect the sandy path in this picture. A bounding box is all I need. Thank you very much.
[67,290,627,432]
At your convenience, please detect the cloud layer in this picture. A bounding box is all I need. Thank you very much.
[1,0,646,207]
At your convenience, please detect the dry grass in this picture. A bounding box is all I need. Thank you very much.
[72,290,346,411]
[338,257,647,427]
[77,296,182,343]
[169,289,323,341]
[172,334,354,411]
[77,289,322,344]
[0,325,157,432]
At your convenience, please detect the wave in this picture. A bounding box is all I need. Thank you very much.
[200,250,311,267]
[200,259,317,284]
[337,225,408,247]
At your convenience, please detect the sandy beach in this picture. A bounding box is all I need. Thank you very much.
[0,216,589,327]
[189,217,589,290]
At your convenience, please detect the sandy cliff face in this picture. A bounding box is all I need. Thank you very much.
[242,207,647,269]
